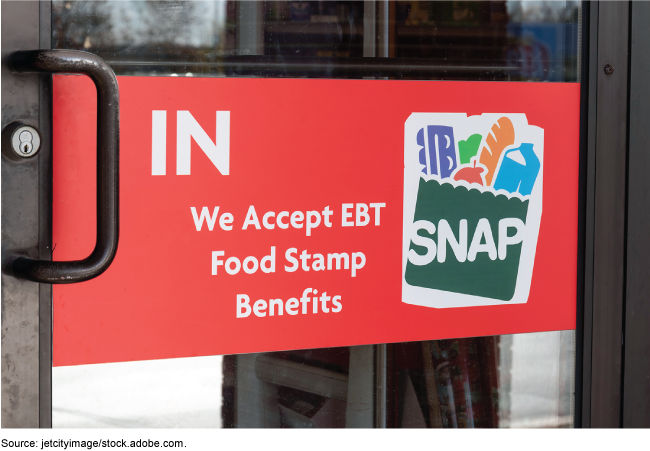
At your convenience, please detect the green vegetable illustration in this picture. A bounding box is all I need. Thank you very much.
[458,134,482,165]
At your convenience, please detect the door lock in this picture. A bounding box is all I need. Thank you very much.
[2,121,42,160]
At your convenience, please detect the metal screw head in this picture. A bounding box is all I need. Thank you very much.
[604,64,614,75]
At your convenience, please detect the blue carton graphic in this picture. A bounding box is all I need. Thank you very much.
[493,143,540,196]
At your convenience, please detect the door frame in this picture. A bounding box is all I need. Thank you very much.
[576,0,650,428]
[1,0,53,428]
[622,0,650,428]
[576,0,630,428]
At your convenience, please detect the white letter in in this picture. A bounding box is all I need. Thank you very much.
[351,252,366,277]
[437,219,467,263]
[242,205,261,230]
[277,212,290,229]
[226,257,241,275]
[237,294,251,318]
[468,218,497,262]
[290,211,304,229]
[332,295,342,313]
[243,256,259,274]
[284,248,298,272]
[306,211,321,236]
[191,206,219,231]
[408,220,437,266]
[212,251,224,275]
[322,206,333,227]
[253,299,267,317]
[300,288,313,314]
[261,247,276,273]
[152,110,166,175]
[269,299,283,316]
[328,253,349,270]
[219,213,234,231]
[285,298,299,316]
[370,203,386,225]
[356,203,370,226]
[342,204,354,226]
[177,110,230,175]
[262,212,276,230]
[498,218,526,260]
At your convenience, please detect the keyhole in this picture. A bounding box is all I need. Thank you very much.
[17,129,35,155]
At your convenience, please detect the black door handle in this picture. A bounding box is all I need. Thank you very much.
[11,50,119,283]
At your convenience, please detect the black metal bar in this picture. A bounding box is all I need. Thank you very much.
[10,50,119,284]
[38,0,53,428]
[623,0,650,428]
[104,55,518,79]
[576,0,598,429]
[1,0,41,428]
[590,1,629,428]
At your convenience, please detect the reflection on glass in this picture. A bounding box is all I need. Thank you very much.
[223,331,573,428]
[53,331,574,428]
[53,1,228,53]
[53,1,581,81]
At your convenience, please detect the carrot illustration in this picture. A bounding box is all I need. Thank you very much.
[478,117,515,186]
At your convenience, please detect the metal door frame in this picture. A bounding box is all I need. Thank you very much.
[1,0,52,428]
[622,0,650,428]
[2,0,649,428]
[577,0,650,428]
[576,0,629,428]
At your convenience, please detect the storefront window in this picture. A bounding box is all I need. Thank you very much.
[53,1,580,81]
[51,1,580,428]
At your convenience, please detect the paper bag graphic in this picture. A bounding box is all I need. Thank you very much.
[402,113,544,309]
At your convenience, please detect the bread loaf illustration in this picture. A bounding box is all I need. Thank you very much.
[478,117,515,186]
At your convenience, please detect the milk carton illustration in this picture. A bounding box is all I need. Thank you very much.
[403,113,544,308]
[493,144,540,196]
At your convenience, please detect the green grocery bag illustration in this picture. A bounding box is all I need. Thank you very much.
[402,114,544,308]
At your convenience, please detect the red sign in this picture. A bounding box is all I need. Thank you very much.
[52,75,580,366]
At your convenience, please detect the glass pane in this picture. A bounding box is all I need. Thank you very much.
[51,0,581,428]
[53,356,224,427]
[52,0,581,81]
[53,331,574,428]
[225,331,575,428]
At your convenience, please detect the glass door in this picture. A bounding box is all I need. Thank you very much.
[47,1,582,428]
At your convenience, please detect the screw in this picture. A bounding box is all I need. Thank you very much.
[604,64,614,75]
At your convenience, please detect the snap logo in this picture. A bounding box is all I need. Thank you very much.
[151,110,230,176]
[402,113,544,308]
